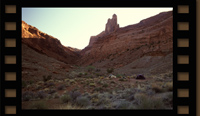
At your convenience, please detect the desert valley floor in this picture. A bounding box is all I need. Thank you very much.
[22,10,173,109]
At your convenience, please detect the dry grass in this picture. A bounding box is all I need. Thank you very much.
[151,84,164,93]
[165,82,173,91]
[56,103,84,109]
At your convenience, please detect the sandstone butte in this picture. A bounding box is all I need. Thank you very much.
[22,10,173,74]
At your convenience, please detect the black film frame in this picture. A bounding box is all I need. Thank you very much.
[0,0,196,115]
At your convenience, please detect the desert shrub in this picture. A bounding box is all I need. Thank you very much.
[69,91,81,101]
[36,91,47,99]
[68,71,78,78]
[58,103,84,109]
[87,65,95,72]
[165,82,173,91]
[53,93,60,99]
[128,95,135,101]
[102,83,108,88]
[95,73,101,77]
[110,81,115,84]
[96,97,110,106]
[155,77,164,81]
[95,69,101,72]
[93,87,103,92]
[69,79,76,84]
[107,68,114,73]
[29,101,48,109]
[116,100,133,109]
[118,78,125,81]
[77,73,83,77]
[76,96,91,107]
[134,93,148,103]
[57,84,65,90]
[116,74,122,78]
[163,92,173,107]
[134,93,165,109]
[22,91,35,101]
[121,88,136,100]
[95,93,111,106]
[151,84,163,93]
[89,83,96,87]
[43,75,52,82]
[27,80,34,85]
[22,81,27,88]
[34,84,42,91]
[60,94,72,103]
[48,89,56,94]
[152,98,165,109]
[46,82,55,87]
[137,97,165,109]
[97,80,104,84]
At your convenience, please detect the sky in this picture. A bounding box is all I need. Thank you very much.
[22,8,173,49]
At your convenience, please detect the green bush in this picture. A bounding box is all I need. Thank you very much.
[116,74,122,78]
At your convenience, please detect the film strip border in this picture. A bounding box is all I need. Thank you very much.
[0,0,21,115]
[0,0,196,115]
[175,0,196,115]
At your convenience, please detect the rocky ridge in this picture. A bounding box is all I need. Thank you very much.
[79,11,173,74]
[22,21,79,64]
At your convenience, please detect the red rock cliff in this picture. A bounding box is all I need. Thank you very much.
[79,11,173,69]
[22,21,79,64]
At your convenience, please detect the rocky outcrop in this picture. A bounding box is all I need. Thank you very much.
[87,14,119,47]
[79,11,173,72]
[105,14,119,34]
[22,21,79,64]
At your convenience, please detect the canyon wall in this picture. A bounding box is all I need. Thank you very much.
[22,21,80,64]
[79,11,173,74]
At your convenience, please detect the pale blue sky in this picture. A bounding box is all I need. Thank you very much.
[22,8,172,49]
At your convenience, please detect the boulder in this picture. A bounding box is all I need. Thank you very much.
[108,74,116,78]
[136,74,145,80]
